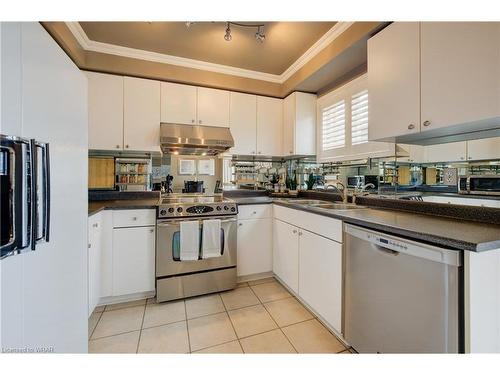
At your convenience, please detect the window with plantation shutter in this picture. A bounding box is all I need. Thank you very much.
[321,100,345,151]
[351,89,368,145]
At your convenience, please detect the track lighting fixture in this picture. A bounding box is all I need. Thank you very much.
[255,26,265,43]
[185,21,266,43]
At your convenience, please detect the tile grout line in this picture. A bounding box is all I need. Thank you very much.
[89,310,104,340]
[219,292,245,353]
[135,303,147,353]
[183,300,193,354]
[261,301,298,353]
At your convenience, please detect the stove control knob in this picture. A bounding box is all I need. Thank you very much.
[160,209,167,216]
[216,206,222,211]
[230,207,236,212]
[168,207,174,213]
[224,205,229,211]
[177,207,183,213]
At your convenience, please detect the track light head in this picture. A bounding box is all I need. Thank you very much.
[255,27,265,43]
[224,22,232,41]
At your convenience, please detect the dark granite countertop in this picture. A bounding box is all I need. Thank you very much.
[272,200,500,252]
[230,196,274,205]
[89,199,160,216]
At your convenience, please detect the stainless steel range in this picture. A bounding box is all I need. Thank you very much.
[155,195,238,302]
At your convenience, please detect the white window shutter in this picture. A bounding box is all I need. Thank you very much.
[321,100,345,151]
[351,89,369,145]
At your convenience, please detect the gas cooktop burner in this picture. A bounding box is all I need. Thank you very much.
[157,195,237,218]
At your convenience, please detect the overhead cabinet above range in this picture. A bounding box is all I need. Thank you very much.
[160,82,230,127]
[368,22,500,144]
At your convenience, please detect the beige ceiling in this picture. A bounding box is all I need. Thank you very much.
[79,22,336,75]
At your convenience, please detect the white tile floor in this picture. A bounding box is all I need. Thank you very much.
[88,277,352,354]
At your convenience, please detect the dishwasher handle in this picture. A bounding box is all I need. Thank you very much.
[372,243,400,256]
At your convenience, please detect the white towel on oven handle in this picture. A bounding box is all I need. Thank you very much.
[180,220,200,261]
[202,219,221,259]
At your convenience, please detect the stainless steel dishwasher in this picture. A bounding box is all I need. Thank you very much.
[344,224,462,353]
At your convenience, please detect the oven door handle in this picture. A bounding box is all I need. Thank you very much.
[157,217,237,227]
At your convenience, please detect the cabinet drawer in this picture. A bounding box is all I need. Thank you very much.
[113,209,156,228]
[273,204,342,243]
[237,204,272,220]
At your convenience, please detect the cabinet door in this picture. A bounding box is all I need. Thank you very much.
[229,92,257,155]
[424,141,467,163]
[398,144,425,163]
[257,96,283,156]
[283,94,295,156]
[160,82,197,125]
[272,219,299,293]
[123,77,161,152]
[294,93,316,155]
[368,22,420,140]
[421,23,500,132]
[197,87,230,127]
[237,218,272,277]
[299,230,342,333]
[87,72,124,150]
[112,226,155,296]
[467,137,500,161]
[88,215,102,317]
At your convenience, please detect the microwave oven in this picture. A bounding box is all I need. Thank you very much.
[347,175,379,189]
[458,175,500,196]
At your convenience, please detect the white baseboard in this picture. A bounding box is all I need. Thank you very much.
[237,271,274,283]
[98,291,155,307]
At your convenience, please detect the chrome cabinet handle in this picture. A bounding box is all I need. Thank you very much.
[125,144,130,148]
[93,223,98,228]
[88,244,91,249]
[292,229,297,234]
[238,223,243,226]
[199,120,202,124]
[258,151,261,154]
[132,217,138,221]
[252,211,257,214]
[423,120,431,127]
[298,231,303,236]
[150,229,154,233]
[116,145,120,149]
[408,124,415,130]
[191,119,195,123]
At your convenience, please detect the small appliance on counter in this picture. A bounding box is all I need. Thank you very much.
[183,180,204,194]
[347,175,379,190]
[458,174,500,196]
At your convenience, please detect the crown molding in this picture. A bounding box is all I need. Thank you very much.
[66,21,354,84]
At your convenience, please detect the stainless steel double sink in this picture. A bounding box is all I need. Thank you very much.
[279,198,366,211]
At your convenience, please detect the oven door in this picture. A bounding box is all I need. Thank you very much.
[156,216,237,277]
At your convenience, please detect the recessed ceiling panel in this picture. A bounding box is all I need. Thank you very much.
[79,21,336,75]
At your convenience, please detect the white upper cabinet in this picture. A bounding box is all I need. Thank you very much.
[424,141,467,163]
[123,77,161,152]
[368,22,421,141]
[283,92,316,156]
[317,74,394,162]
[229,92,257,155]
[369,22,500,142]
[197,87,230,127]
[257,96,283,156]
[467,137,500,161]
[160,82,197,125]
[420,22,500,132]
[87,72,124,150]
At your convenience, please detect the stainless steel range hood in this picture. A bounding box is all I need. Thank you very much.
[160,123,234,155]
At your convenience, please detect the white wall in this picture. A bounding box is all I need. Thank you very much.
[0,22,88,353]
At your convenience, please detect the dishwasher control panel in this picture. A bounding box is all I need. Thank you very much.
[345,224,461,266]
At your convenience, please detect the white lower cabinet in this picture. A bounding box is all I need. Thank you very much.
[237,218,272,277]
[273,219,299,294]
[299,230,343,333]
[272,206,343,334]
[112,226,156,296]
